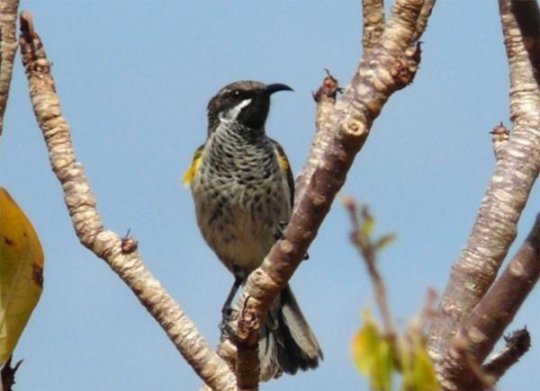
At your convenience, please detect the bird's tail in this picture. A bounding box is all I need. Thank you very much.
[259,285,323,381]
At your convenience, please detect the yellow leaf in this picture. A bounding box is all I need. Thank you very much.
[360,206,375,237]
[370,340,393,391]
[0,187,44,366]
[401,334,440,391]
[352,312,380,375]
[352,311,394,391]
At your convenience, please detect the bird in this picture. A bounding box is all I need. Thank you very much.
[183,80,322,380]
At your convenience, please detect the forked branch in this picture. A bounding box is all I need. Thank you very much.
[428,0,540,375]
[233,1,435,388]
[441,214,540,390]
[429,0,540,388]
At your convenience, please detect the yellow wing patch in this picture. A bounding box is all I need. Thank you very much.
[271,139,295,207]
[276,152,290,173]
[183,145,204,187]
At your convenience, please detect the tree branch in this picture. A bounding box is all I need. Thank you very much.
[1,356,22,391]
[441,213,540,390]
[412,0,436,42]
[0,0,20,136]
[510,0,540,86]
[18,11,236,391]
[483,328,531,384]
[233,1,433,387]
[428,0,540,370]
[362,0,385,51]
[295,70,341,205]
[344,199,397,339]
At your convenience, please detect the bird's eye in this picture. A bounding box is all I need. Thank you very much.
[232,90,241,97]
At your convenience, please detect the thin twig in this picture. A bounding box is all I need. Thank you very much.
[483,328,531,383]
[344,198,396,338]
[295,69,341,204]
[0,356,22,391]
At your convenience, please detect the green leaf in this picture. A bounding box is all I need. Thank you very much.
[0,187,44,366]
[373,234,396,254]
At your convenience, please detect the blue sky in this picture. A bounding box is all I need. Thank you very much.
[1,1,538,390]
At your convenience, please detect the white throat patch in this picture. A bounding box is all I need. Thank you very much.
[219,98,253,124]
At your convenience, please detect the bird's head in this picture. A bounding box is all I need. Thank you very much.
[207,80,293,133]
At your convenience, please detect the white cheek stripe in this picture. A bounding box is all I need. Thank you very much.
[219,98,253,123]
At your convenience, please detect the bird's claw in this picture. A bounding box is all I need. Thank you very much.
[274,222,310,260]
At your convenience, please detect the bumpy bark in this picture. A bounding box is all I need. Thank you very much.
[0,0,20,136]
[429,0,540,389]
[18,12,237,391]
[234,1,434,389]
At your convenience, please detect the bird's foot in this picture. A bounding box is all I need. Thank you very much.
[273,221,288,240]
[274,221,309,260]
[219,306,238,340]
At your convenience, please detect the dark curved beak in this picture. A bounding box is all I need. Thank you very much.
[264,83,294,95]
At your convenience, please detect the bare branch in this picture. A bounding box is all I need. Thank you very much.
[295,69,341,204]
[235,322,260,391]
[511,0,540,86]
[201,340,238,391]
[0,0,20,136]
[440,213,540,390]
[445,337,496,391]
[483,328,531,384]
[235,0,433,374]
[362,0,385,51]
[412,0,436,42]
[18,11,236,391]
[428,0,540,367]
[344,199,396,338]
[1,356,22,391]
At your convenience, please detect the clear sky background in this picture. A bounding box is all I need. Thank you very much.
[1,1,538,390]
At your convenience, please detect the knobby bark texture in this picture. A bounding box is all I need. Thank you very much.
[428,0,540,389]
[442,214,540,390]
[18,12,236,391]
[0,0,20,136]
[483,328,531,383]
[294,70,341,206]
[230,1,436,389]
[362,0,385,53]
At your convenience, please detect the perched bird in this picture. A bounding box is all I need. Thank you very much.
[184,81,322,380]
